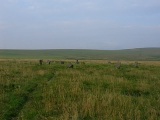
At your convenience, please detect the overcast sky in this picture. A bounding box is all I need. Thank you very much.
[0,0,160,50]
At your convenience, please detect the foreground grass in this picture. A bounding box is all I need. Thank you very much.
[0,60,160,120]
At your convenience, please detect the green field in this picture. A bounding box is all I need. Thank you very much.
[0,60,160,120]
[0,48,160,60]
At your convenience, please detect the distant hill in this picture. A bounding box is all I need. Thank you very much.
[0,48,160,61]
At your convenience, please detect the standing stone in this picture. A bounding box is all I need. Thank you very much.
[39,59,43,65]
[67,64,74,68]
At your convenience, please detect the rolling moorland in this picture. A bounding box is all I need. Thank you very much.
[0,48,160,60]
[0,48,160,119]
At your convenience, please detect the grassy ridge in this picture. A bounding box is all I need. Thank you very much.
[0,48,160,60]
[0,60,160,119]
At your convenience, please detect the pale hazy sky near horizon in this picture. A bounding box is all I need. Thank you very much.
[0,0,160,50]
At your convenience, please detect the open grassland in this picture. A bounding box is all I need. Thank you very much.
[0,60,160,120]
[0,48,160,60]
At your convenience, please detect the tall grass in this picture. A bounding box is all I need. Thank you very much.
[0,60,160,120]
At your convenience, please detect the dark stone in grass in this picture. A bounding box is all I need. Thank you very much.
[39,59,43,65]
[47,60,51,65]
[134,61,139,68]
[76,59,79,64]
[61,61,65,64]
[115,61,121,69]
[67,64,73,68]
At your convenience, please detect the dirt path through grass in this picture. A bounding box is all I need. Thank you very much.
[12,71,55,120]
[0,61,55,120]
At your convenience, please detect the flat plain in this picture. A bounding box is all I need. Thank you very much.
[0,48,160,60]
[0,59,160,120]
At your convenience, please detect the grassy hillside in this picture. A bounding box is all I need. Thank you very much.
[0,48,160,60]
[0,60,160,119]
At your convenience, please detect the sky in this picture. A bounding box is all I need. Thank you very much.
[0,0,160,50]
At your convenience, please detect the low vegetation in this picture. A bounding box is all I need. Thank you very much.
[0,48,160,60]
[0,60,160,120]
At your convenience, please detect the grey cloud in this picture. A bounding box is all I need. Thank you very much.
[0,0,160,49]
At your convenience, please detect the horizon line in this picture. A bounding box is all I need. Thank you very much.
[0,47,160,51]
